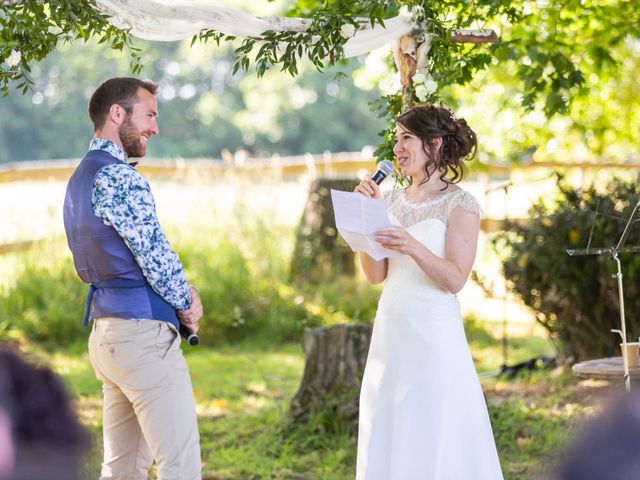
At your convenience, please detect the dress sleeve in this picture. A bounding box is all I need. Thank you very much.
[92,163,191,311]
[446,190,483,218]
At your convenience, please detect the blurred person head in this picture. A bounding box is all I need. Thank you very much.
[394,104,477,188]
[554,390,640,480]
[0,404,14,480]
[89,77,159,158]
[0,348,90,480]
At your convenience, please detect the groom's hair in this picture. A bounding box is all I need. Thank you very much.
[89,77,158,130]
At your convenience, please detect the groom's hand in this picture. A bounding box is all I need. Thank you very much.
[177,285,202,333]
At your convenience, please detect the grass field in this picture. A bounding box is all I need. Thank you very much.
[19,326,600,480]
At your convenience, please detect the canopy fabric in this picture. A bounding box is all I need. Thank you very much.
[95,0,414,58]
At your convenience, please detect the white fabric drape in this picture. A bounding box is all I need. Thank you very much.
[95,0,414,58]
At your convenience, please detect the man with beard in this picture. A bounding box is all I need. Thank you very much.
[63,77,203,480]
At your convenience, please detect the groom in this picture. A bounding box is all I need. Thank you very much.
[63,77,203,479]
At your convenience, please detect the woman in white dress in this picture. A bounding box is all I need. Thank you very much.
[354,104,503,480]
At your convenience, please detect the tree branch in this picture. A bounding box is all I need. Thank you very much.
[450,29,498,43]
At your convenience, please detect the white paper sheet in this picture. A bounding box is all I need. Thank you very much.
[330,189,400,261]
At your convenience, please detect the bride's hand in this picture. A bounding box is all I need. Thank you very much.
[374,227,419,256]
[354,175,380,199]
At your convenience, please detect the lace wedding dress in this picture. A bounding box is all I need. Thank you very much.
[356,188,503,480]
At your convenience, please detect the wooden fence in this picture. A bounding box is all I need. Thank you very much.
[4,153,639,183]
[2,153,639,254]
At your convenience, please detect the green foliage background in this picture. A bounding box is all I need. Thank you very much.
[0,38,386,162]
[3,1,640,166]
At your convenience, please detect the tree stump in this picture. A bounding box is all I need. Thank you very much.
[290,177,359,283]
[289,323,373,428]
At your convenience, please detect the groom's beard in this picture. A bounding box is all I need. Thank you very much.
[119,116,146,158]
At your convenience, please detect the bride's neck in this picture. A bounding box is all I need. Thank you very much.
[410,169,448,194]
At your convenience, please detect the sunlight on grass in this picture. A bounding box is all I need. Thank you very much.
[77,396,103,428]
[197,398,229,418]
[30,334,597,480]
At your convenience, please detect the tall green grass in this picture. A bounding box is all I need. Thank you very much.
[0,215,381,346]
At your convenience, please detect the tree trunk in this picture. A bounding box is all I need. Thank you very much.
[290,177,359,283]
[289,323,372,429]
[397,34,417,111]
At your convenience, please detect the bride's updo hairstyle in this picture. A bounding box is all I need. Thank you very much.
[396,104,477,187]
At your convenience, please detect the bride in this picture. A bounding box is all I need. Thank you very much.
[354,104,503,479]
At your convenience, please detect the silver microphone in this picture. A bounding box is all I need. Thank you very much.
[371,160,394,185]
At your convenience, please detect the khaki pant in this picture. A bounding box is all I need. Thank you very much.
[89,318,201,480]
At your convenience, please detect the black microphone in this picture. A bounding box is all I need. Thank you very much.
[371,160,394,185]
[179,324,200,346]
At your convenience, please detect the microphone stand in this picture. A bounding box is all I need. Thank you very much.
[566,200,640,391]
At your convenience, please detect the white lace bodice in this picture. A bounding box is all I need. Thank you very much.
[378,187,482,297]
[382,188,483,228]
